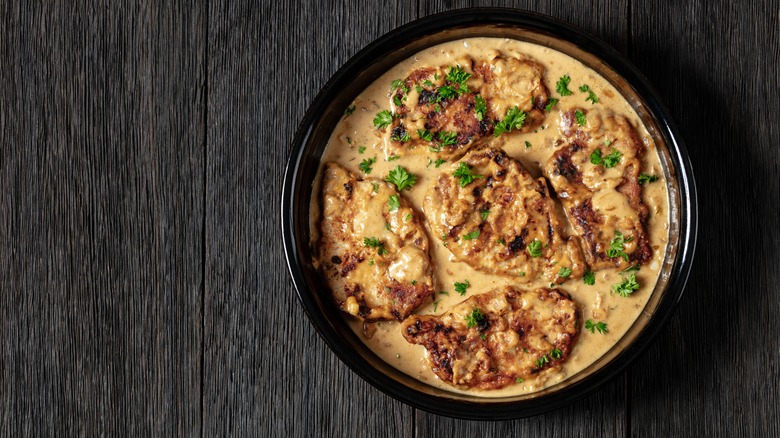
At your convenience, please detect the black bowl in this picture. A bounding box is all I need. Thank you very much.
[281,8,697,420]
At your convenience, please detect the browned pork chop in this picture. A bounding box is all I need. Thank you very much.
[316,162,435,321]
[377,53,553,161]
[424,147,586,284]
[402,286,580,390]
[544,108,652,270]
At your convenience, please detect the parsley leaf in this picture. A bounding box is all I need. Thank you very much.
[544,97,559,112]
[550,348,563,360]
[358,146,366,154]
[454,280,470,296]
[359,156,377,174]
[434,158,446,168]
[463,230,480,240]
[388,194,400,212]
[474,95,487,121]
[344,104,356,117]
[603,149,622,168]
[446,65,472,87]
[386,165,417,191]
[590,148,603,165]
[417,129,433,142]
[452,162,483,187]
[465,308,484,328]
[493,106,527,137]
[535,354,550,368]
[525,141,532,149]
[579,84,599,104]
[527,239,543,257]
[558,267,572,278]
[480,209,490,221]
[638,173,659,184]
[585,319,609,334]
[612,271,640,297]
[516,377,524,384]
[556,75,573,96]
[438,131,458,146]
[373,110,393,129]
[583,269,595,285]
[435,84,465,102]
[363,237,388,255]
[575,109,587,126]
[607,230,632,261]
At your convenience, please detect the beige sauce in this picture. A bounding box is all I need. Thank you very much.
[310,38,669,397]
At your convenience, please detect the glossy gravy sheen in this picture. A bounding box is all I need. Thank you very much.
[311,38,669,397]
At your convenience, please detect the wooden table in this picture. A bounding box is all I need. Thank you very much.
[2,1,778,436]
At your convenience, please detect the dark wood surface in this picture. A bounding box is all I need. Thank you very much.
[1,1,778,436]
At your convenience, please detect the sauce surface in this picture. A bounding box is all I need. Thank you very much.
[310,38,669,397]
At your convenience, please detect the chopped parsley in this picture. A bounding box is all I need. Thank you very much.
[388,194,400,212]
[359,156,377,174]
[497,238,506,245]
[386,155,401,161]
[357,146,366,154]
[558,267,572,278]
[525,141,532,149]
[556,75,573,96]
[544,97,559,112]
[480,209,490,221]
[386,165,417,191]
[435,84,465,102]
[432,301,439,312]
[434,158,446,168]
[526,239,543,257]
[417,129,433,142]
[550,348,563,360]
[585,319,609,334]
[638,173,659,184]
[516,377,524,384]
[363,237,388,255]
[465,308,484,328]
[446,65,472,87]
[603,149,622,168]
[344,104,356,117]
[493,106,527,137]
[613,271,640,297]
[574,109,587,126]
[591,147,622,168]
[463,230,480,240]
[373,110,393,129]
[583,269,595,285]
[454,280,471,296]
[439,290,449,296]
[607,230,632,261]
[437,131,458,146]
[535,354,550,368]
[579,84,599,104]
[452,162,483,187]
[390,128,410,142]
[474,94,487,121]
[371,182,379,193]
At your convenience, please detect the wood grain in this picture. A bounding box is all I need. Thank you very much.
[0,1,206,435]
[1,0,779,436]
[627,1,780,436]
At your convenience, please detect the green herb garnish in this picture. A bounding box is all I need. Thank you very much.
[474,95,487,121]
[612,271,640,297]
[437,131,458,146]
[556,75,573,96]
[363,237,388,255]
[417,129,433,142]
[465,308,484,328]
[558,267,572,278]
[344,104,356,117]
[452,162,483,187]
[373,110,393,129]
[359,156,377,174]
[583,269,595,285]
[544,97,559,112]
[607,230,632,261]
[579,84,599,104]
[386,165,417,191]
[454,280,471,296]
[493,106,527,137]
[585,319,609,334]
[527,239,543,258]
[574,109,587,126]
[388,194,400,212]
[463,230,480,240]
[638,173,659,184]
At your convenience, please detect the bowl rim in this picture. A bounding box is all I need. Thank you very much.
[281,7,698,420]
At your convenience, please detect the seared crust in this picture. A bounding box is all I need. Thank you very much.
[544,108,652,270]
[316,162,435,321]
[379,54,553,160]
[402,286,580,390]
[424,147,586,283]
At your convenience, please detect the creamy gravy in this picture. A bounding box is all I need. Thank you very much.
[310,38,669,397]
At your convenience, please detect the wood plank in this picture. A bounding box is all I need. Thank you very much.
[0,2,206,435]
[627,0,780,436]
[202,1,415,436]
[411,0,631,433]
